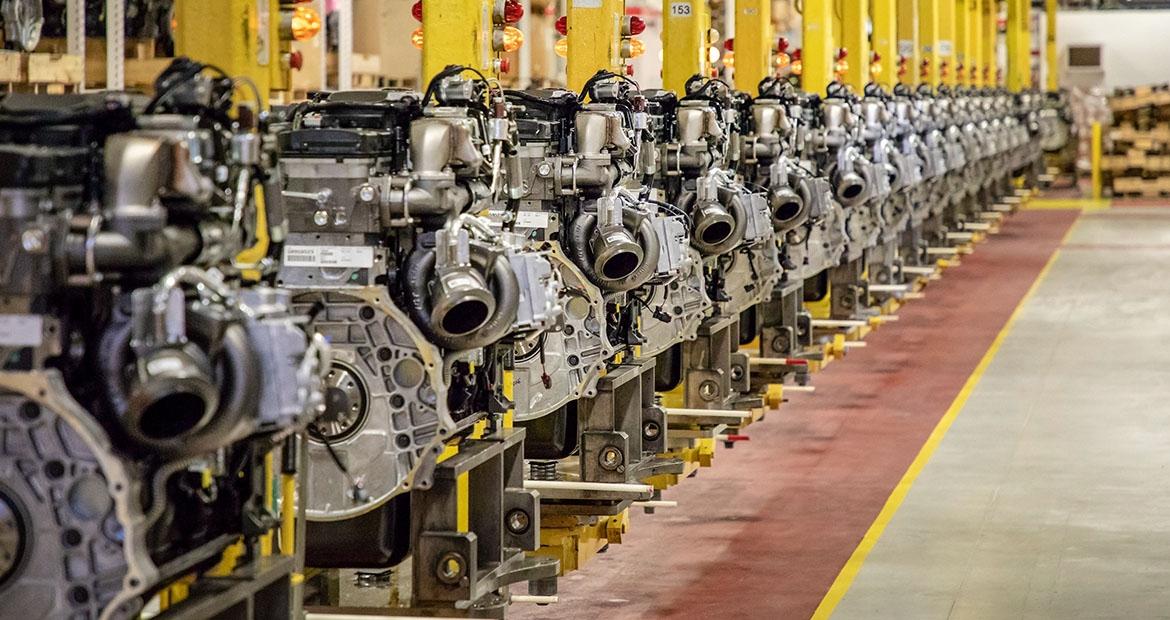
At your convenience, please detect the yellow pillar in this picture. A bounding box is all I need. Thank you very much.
[938,0,955,86]
[174,0,286,101]
[919,0,940,87]
[422,0,495,85]
[898,0,919,86]
[1006,0,1030,90]
[969,0,982,86]
[872,0,898,90]
[956,0,970,85]
[1046,0,1058,91]
[841,0,870,92]
[802,0,835,94]
[662,0,711,93]
[567,0,624,90]
[735,0,772,91]
[1091,121,1103,200]
[983,0,996,86]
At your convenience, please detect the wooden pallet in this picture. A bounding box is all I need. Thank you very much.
[1110,175,1170,197]
[0,50,83,93]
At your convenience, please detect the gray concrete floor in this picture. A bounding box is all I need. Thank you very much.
[833,208,1170,620]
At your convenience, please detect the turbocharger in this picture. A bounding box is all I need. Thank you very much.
[831,148,871,208]
[682,174,747,256]
[100,268,326,457]
[767,159,811,232]
[403,226,520,350]
[567,195,661,291]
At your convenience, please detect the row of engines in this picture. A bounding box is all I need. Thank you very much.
[0,57,1054,618]
[275,67,1049,612]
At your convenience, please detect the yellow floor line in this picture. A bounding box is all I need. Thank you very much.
[1022,197,1111,211]
[811,218,1081,619]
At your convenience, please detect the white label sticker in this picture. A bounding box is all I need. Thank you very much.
[574,0,602,7]
[283,245,375,269]
[938,40,954,56]
[669,2,692,17]
[0,315,43,347]
[515,211,551,229]
[898,39,914,57]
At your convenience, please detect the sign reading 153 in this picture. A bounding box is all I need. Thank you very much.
[670,2,692,16]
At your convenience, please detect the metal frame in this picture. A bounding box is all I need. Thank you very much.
[422,0,494,86]
[410,428,558,611]
[1007,0,1032,90]
[802,0,835,94]
[337,0,353,90]
[873,0,899,89]
[106,0,125,90]
[734,0,771,91]
[567,0,624,90]
[919,0,941,86]
[898,0,920,86]
[662,0,710,93]
[841,0,869,91]
[939,0,956,85]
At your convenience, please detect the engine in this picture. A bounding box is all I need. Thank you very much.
[0,59,327,618]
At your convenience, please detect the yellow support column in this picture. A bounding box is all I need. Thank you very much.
[898,0,919,86]
[919,0,940,86]
[1007,0,1031,90]
[422,0,495,85]
[567,0,625,90]
[956,0,970,86]
[873,0,898,90]
[983,0,996,86]
[1091,121,1103,200]
[969,0,982,86]
[801,0,835,95]
[938,0,955,86]
[1046,0,1058,91]
[734,0,772,91]
[841,0,869,92]
[174,0,285,101]
[662,0,710,93]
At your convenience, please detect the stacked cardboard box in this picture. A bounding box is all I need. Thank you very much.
[1105,84,1170,196]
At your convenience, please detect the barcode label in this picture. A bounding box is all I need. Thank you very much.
[283,245,375,269]
[515,211,550,228]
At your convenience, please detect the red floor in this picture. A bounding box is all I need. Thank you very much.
[513,209,1079,620]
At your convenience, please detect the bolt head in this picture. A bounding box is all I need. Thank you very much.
[598,446,623,470]
[313,210,329,226]
[643,421,661,440]
[506,509,530,534]
[358,184,376,202]
[21,229,46,253]
[699,380,720,400]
